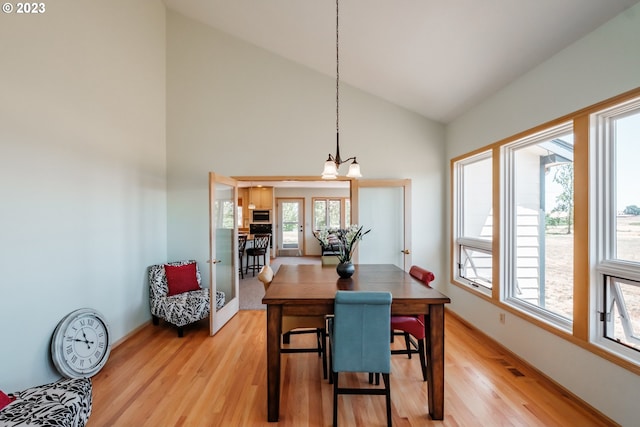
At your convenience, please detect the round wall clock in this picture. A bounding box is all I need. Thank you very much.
[51,308,112,378]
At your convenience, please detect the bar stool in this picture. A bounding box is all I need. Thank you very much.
[245,233,270,276]
[238,234,247,279]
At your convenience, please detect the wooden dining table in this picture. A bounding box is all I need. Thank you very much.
[261,263,451,422]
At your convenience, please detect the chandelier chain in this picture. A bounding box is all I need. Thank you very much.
[322,0,361,179]
[336,0,339,135]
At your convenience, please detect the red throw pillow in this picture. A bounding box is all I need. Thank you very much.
[165,263,200,296]
[0,390,16,411]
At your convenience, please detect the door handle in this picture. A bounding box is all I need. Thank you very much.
[401,249,410,255]
[209,259,222,264]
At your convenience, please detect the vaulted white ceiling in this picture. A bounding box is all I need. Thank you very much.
[164,0,639,124]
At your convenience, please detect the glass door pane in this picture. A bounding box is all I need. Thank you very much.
[209,173,239,334]
[279,199,303,256]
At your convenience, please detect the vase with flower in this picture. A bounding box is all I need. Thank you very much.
[314,225,371,278]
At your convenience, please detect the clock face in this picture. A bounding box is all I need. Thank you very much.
[51,308,111,378]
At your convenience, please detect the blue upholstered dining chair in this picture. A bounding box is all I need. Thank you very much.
[329,291,393,427]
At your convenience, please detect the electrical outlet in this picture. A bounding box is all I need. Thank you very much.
[499,313,506,324]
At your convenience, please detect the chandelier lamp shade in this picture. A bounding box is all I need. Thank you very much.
[322,137,361,179]
[321,0,362,180]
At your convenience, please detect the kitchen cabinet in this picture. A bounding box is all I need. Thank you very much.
[249,187,273,210]
[238,188,248,206]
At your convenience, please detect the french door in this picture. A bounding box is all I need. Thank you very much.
[277,198,304,256]
[208,172,239,335]
[352,179,412,270]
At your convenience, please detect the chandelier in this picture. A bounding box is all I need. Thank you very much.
[321,0,362,180]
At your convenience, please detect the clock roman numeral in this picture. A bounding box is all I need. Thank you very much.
[71,355,77,364]
[66,345,73,355]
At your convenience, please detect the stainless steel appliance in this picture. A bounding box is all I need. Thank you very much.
[251,209,271,223]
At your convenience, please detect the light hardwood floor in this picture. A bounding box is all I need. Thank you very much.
[88,310,614,426]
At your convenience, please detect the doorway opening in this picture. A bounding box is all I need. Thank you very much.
[235,177,351,260]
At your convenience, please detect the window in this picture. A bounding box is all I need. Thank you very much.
[450,88,640,372]
[313,198,349,230]
[502,123,574,328]
[453,151,493,294]
[237,199,243,227]
[592,97,640,361]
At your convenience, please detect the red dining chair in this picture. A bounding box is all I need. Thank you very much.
[390,265,435,381]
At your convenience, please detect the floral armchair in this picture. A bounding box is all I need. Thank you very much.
[148,260,225,337]
[0,378,92,427]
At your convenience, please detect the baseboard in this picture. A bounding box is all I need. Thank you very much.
[278,249,301,256]
[110,320,152,350]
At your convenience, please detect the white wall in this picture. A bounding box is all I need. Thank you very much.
[444,4,640,426]
[0,0,167,391]
[166,11,445,286]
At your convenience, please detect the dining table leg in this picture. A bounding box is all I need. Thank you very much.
[427,304,445,420]
[266,304,282,422]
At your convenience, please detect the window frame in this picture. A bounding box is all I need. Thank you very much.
[312,197,350,231]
